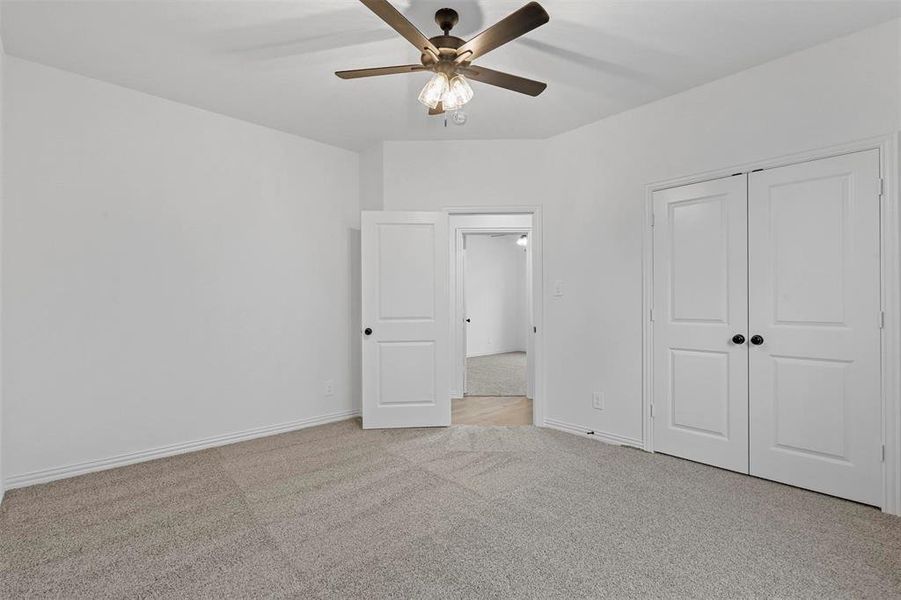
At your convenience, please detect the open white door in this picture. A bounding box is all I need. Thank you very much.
[362,211,450,429]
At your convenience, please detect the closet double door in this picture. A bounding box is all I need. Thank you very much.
[652,150,883,506]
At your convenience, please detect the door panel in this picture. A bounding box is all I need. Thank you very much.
[653,176,749,472]
[748,150,882,506]
[377,224,436,320]
[362,211,449,428]
[670,349,730,438]
[669,197,730,322]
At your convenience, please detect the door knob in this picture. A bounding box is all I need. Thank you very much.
[731,334,746,345]
[750,335,764,345]
[465,318,471,323]
[364,328,372,336]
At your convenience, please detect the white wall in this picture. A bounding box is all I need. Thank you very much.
[0,19,5,502]
[358,144,384,212]
[2,57,360,484]
[384,139,547,211]
[464,234,528,357]
[381,19,901,443]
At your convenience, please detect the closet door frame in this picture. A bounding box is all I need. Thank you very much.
[642,134,901,516]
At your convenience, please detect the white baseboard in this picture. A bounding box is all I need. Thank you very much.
[4,408,360,491]
[544,418,644,449]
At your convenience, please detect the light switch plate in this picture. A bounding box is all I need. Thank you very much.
[592,392,604,410]
[553,280,564,297]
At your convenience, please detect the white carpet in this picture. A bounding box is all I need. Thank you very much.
[466,351,527,396]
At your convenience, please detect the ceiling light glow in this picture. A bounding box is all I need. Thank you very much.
[441,75,474,111]
[418,73,449,109]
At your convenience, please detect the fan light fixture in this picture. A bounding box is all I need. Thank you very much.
[417,72,449,109]
[442,75,474,110]
[418,73,474,111]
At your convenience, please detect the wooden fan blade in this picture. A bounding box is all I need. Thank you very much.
[359,0,439,56]
[456,2,549,62]
[335,64,426,79]
[428,102,445,116]
[459,65,547,96]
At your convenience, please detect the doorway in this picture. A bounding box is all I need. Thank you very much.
[449,214,535,426]
[360,208,543,430]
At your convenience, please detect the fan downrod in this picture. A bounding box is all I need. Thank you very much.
[435,8,459,35]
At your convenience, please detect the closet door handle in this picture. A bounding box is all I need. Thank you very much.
[731,334,746,345]
[750,335,764,346]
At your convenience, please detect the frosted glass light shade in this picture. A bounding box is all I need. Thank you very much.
[441,75,474,110]
[418,73,449,109]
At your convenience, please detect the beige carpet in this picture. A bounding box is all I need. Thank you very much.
[466,351,527,396]
[2,420,900,599]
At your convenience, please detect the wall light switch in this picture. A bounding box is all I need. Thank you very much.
[592,392,605,411]
[553,280,564,297]
[324,379,335,397]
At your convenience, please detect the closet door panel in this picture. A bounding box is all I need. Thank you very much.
[748,150,882,506]
[653,176,749,473]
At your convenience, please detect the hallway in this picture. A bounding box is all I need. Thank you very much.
[465,351,527,397]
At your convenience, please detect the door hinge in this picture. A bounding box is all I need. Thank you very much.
[649,308,655,322]
[880,311,886,329]
[650,213,655,228]
[882,444,885,462]
[649,403,656,419]
[879,178,885,198]
[533,326,537,333]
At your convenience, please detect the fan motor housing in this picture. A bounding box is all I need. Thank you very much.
[428,35,464,50]
[421,35,468,70]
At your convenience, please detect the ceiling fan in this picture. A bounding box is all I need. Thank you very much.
[335,0,549,116]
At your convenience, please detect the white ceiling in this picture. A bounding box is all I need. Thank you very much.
[2,0,899,150]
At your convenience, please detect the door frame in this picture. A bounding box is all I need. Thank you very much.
[446,207,545,427]
[642,134,901,515]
